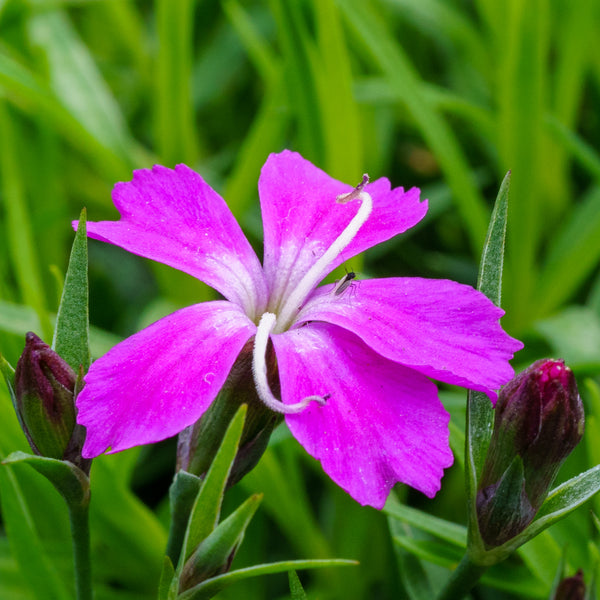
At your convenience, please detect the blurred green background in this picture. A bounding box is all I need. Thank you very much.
[1,0,600,598]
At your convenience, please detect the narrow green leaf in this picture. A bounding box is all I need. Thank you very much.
[288,570,308,600]
[26,9,135,162]
[525,464,600,536]
[465,172,511,546]
[270,0,323,164]
[2,451,89,509]
[393,535,462,569]
[499,0,549,331]
[393,536,544,597]
[180,405,247,567]
[312,0,362,181]
[180,494,262,590]
[222,0,280,84]
[177,559,357,600]
[0,101,53,341]
[397,551,434,600]
[52,209,90,372]
[337,0,489,253]
[535,186,600,316]
[223,76,288,216]
[89,454,167,593]
[0,466,69,600]
[387,516,434,600]
[383,495,467,548]
[545,115,600,181]
[0,52,131,179]
[155,0,198,164]
[476,171,510,306]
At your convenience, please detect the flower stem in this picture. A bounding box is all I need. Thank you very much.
[436,554,487,600]
[69,501,92,600]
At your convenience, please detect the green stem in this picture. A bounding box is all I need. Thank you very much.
[436,553,487,600]
[69,501,92,600]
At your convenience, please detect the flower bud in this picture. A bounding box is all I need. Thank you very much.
[477,359,584,547]
[177,340,282,485]
[15,332,77,460]
[553,569,585,600]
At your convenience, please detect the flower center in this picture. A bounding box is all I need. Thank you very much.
[251,176,372,414]
[252,312,328,414]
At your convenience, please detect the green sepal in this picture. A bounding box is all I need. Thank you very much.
[475,456,533,551]
[288,570,308,600]
[2,451,89,509]
[179,405,247,569]
[52,209,91,373]
[465,172,511,550]
[179,493,263,590]
[166,470,202,566]
[176,559,358,600]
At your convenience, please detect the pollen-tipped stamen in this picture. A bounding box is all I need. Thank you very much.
[274,177,372,331]
[252,312,327,414]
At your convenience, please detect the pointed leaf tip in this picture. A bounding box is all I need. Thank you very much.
[53,209,90,372]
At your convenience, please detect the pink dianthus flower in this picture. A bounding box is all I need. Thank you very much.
[76,150,522,508]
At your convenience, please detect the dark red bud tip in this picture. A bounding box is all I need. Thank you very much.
[553,569,585,600]
[538,360,569,386]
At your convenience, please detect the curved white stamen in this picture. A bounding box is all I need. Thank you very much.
[275,189,373,331]
[252,312,328,414]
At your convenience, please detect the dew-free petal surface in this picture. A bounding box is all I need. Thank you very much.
[259,151,427,305]
[77,301,256,457]
[82,165,268,316]
[272,323,453,508]
[297,278,523,399]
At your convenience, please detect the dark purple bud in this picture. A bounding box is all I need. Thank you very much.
[477,359,584,547]
[553,569,585,600]
[15,332,77,460]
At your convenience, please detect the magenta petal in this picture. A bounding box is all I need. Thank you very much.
[259,150,427,301]
[77,301,256,457]
[81,165,267,315]
[272,323,453,508]
[297,278,523,399]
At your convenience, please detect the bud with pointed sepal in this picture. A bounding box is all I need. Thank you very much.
[553,569,585,600]
[15,332,77,461]
[477,359,584,547]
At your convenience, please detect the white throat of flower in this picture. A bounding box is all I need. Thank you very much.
[251,176,373,415]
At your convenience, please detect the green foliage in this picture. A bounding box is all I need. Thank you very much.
[1,0,600,598]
